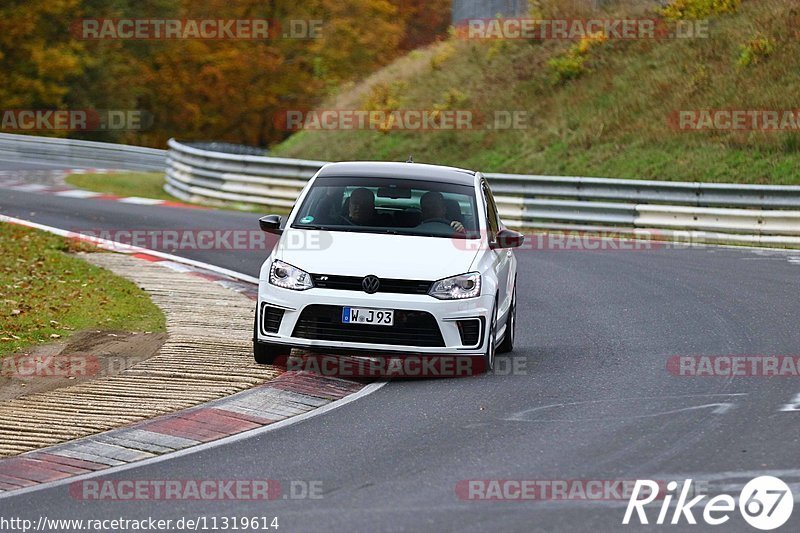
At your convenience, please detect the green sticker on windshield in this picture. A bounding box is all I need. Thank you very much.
[300,215,314,223]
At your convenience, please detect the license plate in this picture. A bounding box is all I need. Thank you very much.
[342,307,394,326]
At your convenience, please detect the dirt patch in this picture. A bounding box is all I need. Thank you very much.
[0,330,166,401]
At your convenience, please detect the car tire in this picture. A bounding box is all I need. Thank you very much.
[253,341,290,365]
[253,306,290,365]
[481,301,497,373]
[497,286,516,354]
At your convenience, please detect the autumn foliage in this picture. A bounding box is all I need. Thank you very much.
[0,0,451,147]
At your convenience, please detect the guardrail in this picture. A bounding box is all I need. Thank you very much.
[165,138,800,247]
[165,139,324,209]
[1,134,797,247]
[0,132,165,171]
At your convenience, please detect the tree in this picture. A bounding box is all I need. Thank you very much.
[0,0,87,119]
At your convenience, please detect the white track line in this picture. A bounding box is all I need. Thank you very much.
[0,214,258,284]
[53,190,104,198]
[9,183,48,192]
[0,215,387,499]
[117,197,166,205]
[0,382,385,500]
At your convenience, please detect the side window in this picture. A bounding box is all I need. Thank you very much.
[481,180,499,241]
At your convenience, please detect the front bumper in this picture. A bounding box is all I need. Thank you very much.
[256,282,493,356]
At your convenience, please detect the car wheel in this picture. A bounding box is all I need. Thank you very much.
[254,341,290,365]
[497,286,516,354]
[481,301,497,373]
[253,306,290,365]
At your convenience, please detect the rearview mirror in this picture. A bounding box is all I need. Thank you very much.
[492,228,525,249]
[377,186,412,199]
[259,214,283,235]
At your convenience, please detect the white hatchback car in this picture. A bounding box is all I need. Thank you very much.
[255,161,523,373]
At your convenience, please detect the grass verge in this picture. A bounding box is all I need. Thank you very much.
[65,171,281,213]
[66,171,177,201]
[0,223,166,357]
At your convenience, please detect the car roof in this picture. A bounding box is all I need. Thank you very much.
[316,161,478,186]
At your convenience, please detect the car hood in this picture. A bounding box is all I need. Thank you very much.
[275,229,480,280]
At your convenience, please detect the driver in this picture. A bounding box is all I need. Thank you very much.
[420,191,465,233]
[347,187,378,225]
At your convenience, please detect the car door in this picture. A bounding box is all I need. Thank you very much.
[480,178,512,323]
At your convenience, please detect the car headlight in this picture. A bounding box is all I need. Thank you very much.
[269,260,313,290]
[428,272,481,300]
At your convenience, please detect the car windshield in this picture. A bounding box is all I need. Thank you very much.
[291,176,480,239]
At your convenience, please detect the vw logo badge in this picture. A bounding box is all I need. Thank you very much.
[362,275,380,294]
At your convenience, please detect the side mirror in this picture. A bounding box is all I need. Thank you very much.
[492,228,525,249]
[259,214,283,235]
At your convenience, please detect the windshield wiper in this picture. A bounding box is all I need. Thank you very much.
[294,224,401,235]
[294,224,335,231]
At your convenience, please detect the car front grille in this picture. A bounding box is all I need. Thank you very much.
[311,274,432,295]
[293,305,445,347]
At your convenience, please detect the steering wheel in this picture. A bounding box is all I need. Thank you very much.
[423,218,454,227]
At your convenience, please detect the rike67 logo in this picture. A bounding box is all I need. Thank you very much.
[623,476,794,530]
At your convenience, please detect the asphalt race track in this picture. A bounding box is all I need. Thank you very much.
[1,161,799,532]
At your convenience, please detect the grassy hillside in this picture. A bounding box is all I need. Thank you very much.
[272,0,800,184]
